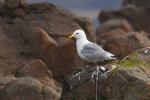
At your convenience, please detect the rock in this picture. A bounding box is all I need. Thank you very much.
[0,77,17,100]
[1,15,14,23]
[16,60,53,84]
[103,32,150,60]
[12,8,26,18]
[13,17,23,23]
[96,28,125,46]
[2,77,61,100]
[43,85,60,100]
[60,47,150,100]
[0,77,16,86]
[0,0,4,8]
[5,0,28,9]
[122,0,150,8]
[99,5,150,33]
[0,2,95,84]
[0,60,25,77]
[123,32,150,47]
[0,59,62,87]
[96,19,134,35]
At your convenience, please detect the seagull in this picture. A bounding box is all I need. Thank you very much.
[69,30,116,70]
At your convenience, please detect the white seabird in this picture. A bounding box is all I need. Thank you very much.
[69,30,116,64]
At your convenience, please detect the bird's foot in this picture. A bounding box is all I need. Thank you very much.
[87,62,94,69]
[101,71,109,78]
[100,65,117,78]
[91,65,100,80]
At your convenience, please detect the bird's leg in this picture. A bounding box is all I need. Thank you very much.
[88,62,94,69]
[88,62,91,69]
[101,65,117,78]
[99,66,106,72]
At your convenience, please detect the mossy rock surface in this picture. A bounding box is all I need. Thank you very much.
[60,47,150,100]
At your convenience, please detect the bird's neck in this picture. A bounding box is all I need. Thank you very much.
[76,38,89,50]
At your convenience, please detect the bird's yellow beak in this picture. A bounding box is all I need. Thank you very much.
[69,35,75,38]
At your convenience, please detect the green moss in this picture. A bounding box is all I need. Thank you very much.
[119,53,144,68]
[111,65,119,72]
[111,52,146,72]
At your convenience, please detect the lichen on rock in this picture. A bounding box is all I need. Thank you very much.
[61,47,150,100]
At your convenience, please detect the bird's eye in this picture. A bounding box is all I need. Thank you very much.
[77,33,78,34]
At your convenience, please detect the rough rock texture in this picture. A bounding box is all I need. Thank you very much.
[5,0,28,9]
[60,47,150,100]
[0,0,95,84]
[96,28,125,46]
[15,60,56,86]
[103,32,150,60]
[0,60,62,99]
[0,60,25,77]
[0,77,17,100]
[2,77,61,100]
[0,0,96,99]
[96,2,150,61]
[122,0,150,8]
[96,19,134,35]
[99,5,150,33]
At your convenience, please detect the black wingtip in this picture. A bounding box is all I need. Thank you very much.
[111,55,120,58]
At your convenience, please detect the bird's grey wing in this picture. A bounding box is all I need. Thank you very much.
[81,43,106,60]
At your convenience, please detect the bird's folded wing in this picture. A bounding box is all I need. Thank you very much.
[81,43,106,60]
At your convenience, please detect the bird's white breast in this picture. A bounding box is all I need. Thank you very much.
[76,38,90,61]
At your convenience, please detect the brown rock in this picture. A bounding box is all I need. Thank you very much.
[99,5,150,33]
[96,28,125,46]
[123,32,150,47]
[2,77,61,100]
[122,0,150,8]
[12,8,26,18]
[0,77,17,100]
[61,47,150,100]
[96,19,134,35]
[0,0,5,9]
[43,85,60,100]
[5,0,28,9]
[0,2,95,84]
[0,60,25,77]
[0,77,16,86]
[13,17,23,23]
[1,15,14,23]
[103,31,149,60]
[15,59,62,88]
[16,60,53,83]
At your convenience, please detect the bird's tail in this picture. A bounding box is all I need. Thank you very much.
[111,54,120,59]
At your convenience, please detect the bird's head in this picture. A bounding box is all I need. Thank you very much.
[69,30,86,40]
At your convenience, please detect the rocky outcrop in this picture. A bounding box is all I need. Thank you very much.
[0,0,95,84]
[96,28,125,46]
[1,77,61,100]
[122,0,150,8]
[60,47,150,100]
[0,0,96,99]
[96,4,150,60]
[5,0,28,9]
[96,19,134,35]
[99,5,150,33]
[103,32,150,60]
[0,60,62,99]
[96,19,134,46]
